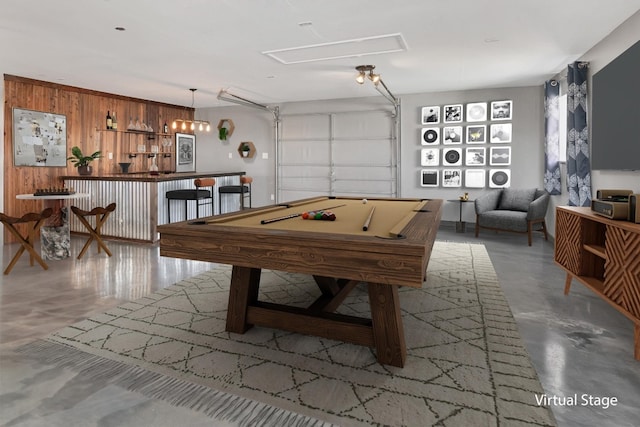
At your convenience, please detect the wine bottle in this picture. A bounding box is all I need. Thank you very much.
[163,121,169,134]
[112,112,118,130]
[106,111,113,130]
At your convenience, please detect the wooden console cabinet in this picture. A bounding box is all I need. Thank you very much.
[555,206,640,360]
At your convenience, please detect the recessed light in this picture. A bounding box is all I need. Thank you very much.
[115,27,126,31]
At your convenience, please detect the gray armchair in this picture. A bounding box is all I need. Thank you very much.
[474,188,550,246]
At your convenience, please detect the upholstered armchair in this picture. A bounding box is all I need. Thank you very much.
[474,188,550,246]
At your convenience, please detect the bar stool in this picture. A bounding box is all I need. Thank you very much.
[219,176,252,214]
[71,203,117,259]
[0,208,53,274]
[166,178,215,222]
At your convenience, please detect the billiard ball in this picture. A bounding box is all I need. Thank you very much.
[362,198,367,204]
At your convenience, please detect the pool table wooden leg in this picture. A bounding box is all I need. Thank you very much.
[368,283,407,367]
[226,265,261,334]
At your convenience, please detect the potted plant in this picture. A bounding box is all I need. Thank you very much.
[241,143,251,157]
[67,146,102,175]
[219,126,228,141]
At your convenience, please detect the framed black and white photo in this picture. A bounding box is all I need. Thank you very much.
[443,148,462,166]
[489,169,511,188]
[442,169,462,187]
[421,106,440,124]
[442,126,463,144]
[420,169,439,187]
[421,127,440,145]
[466,125,486,143]
[421,148,439,166]
[465,147,486,166]
[12,107,67,167]
[175,132,196,172]
[443,104,463,123]
[466,102,487,122]
[490,146,511,166]
[465,169,486,188]
[490,123,512,143]
[490,100,512,120]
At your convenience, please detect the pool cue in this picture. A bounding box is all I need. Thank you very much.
[362,206,376,231]
[260,204,347,224]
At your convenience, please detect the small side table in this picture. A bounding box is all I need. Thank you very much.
[447,199,474,233]
[16,193,90,260]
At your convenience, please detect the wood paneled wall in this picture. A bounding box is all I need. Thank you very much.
[3,74,193,242]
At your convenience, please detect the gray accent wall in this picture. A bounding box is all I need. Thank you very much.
[399,86,545,226]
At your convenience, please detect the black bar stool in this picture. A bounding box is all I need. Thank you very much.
[219,176,252,214]
[166,178,215,222]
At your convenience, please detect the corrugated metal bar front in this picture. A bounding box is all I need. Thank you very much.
[65,179,153,242]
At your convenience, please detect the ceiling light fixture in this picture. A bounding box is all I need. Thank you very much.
[354,65,398,107]
[355,65,378,84]
[172,88,211,132]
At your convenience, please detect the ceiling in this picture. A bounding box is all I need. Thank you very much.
[2,0,639,109]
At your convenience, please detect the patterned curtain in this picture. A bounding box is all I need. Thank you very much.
[544,80,561,195]
[566,62,591,206]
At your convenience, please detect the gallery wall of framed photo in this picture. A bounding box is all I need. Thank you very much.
[419,100,512,189]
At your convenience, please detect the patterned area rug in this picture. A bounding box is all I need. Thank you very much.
[18,242,555,426]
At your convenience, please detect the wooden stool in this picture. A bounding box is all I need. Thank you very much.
[71,203,117,259]
[219,176,252,214]
[166,178,215,222]
[0,208,53,275]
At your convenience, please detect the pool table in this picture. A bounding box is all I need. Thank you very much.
[158,196,442,367]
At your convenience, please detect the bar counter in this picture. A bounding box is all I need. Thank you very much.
[60,171,245,182]
[62,171,245,243]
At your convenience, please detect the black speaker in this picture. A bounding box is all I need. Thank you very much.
[630,194,640,223]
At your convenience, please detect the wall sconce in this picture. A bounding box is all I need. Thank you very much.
[172,88,211,132]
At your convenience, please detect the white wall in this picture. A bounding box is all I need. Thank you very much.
[195,106,276,208]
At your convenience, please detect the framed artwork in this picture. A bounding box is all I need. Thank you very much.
[420,169,439,187]
[421,148,439,166]
[466,102,487,122]
[489,169,511,188]
[490,123,512,143]
[466,125,486,143]
[465,147,486,166]
[421,127,440,145]
[465,169,486,188]
[443,104,463,123]
[175,132,196,172]
[442,169,462,187]
[490,146,511,166]
[491,100,513,120]
[421,106,440,124]
[443,148,462,166]
[442,126,463,144]
[12,107,67,167]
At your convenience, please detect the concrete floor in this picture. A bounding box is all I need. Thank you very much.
[0,223,638,426]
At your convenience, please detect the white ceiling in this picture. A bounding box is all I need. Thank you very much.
[2,0,639,109]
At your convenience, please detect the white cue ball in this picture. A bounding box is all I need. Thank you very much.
[362,198,367,204]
